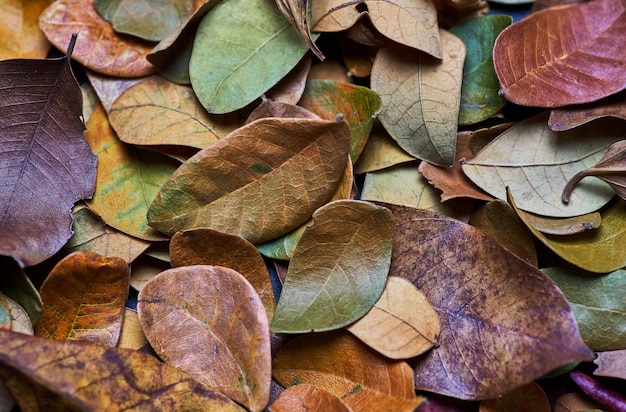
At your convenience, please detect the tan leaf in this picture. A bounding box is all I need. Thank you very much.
[34,251,130,348]
[266,55,312,104]
[353,124,415,174]
[118,308,148,350]
[129,255,169,292]
[479,382,550,412]
[347,276,440,359]
[549,91,626,131]
[554,393,603,412]
[0,0,52,59]
[3,295,33,336]
[137,265,271,411]
[39,0,155,77]
[594,349,626,380]
[169,228,276,321]
[268,384,353,412]
[311,0,441,58]
[246,99,320,124]
[371,30,465,166]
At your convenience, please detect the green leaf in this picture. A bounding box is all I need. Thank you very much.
[462,113,624,217]
[543,267,626,351]
[270,200,393,333]
[94,0,193,42]
[509,191,626,273]
[450,15,512,126]
[189,0,309,113]
[299,79,382,163]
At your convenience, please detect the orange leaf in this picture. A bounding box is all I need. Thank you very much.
[137,265,271,411]
[0,0,52,59]
[0,329,244,411]
[493,0,626,107]
[268,384,352,412]
[34,251,130,348]
[39,0,155,77]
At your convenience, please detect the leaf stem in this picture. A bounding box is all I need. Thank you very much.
[561,168,617,204]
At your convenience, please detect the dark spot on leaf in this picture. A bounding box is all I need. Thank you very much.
[249,162,272,175]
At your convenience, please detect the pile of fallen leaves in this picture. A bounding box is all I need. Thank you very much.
[0,0,625,410]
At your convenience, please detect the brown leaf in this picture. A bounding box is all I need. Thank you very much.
[169,228,276,321]
[0,0,52,59]
[549,91,626,131]
[275,0,325,60]
[493,0,626,107]
[266,55,312,104]
[562,139,626,203]
[39,0,155,77]
[478,382,550,412]
[594,349,626,380]
[512,209,602,236]
[383,203,594,400]
[246,99,320,124]
[118,308,148,350]
[554,392,603,412]
[35,251,130,348]
[137,265,272,411]
[307,60,353,83]
[273,331,425,411]
[311,0,441,58]
[347,276,440,359]
[0,329,245,411]
[86,70,144,112]
[268,384,352,412]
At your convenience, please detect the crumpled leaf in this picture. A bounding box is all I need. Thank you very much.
[347,276,440,359]
[169,228,275,321]
[189,0,309,114]
[85,104,179,241]
[0,0,52,59]
[543,267,626,351]
[39,0,155,77]
[109,76,239,149]
[0,36,97,267]
[371,30,465,166]
[270,200,393,333]
[449,15,511,125]
[310,0,441,58]
[64,207,151,263]
[509,191,626,273]
[273,331,425,411]
[147,117,351,243]
[137,265,271,411]
[462,113,625,217]
[383,202,593,400]
[563,139,626,203]
[493,0,626,107]
[94,0,194,42]
[549,92,626,132]
[0,329,245,411]
[298,79,382,163]
[35,251,130,348]
[274,0,324,60]
[268,384,352,412]
[594,349,626,380]
[479,382,551,412]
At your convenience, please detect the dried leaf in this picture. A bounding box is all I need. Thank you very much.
[35,251,130,348]
[273,331,424,411]
[299,79,382,163]
[0,37,97,267]
[94,0,194,41]
[268,384,352,412]
[307,60,352,83]
[347,276,440,359]
[462,113,625,217]
[86,70,143,112]
[0,329,245,411]
[64,207,151,263]
[0,257,43,325]
[371,30,465,166]
[353,124,415,174]
[270,200,393,333]
[311,0,441,58]
[189,0,309,114]
[493,0,626,107]
[147,117,351,243]
[479,383,550,412]
[246,99,320,123]
[384,203,593,400]
[569,370,626,412]
[265,55,312,104]
[549,92,626,132]
[85,104,179,241]
[450,15,511,125]
[0,0,52,59]
[3,295,33,336]
[514,210,602,236]
[129,255,169,292]
[118,308,148,350]
[563,139,626,203]
[39,0,155,77]
[555,393,603,412]
[109,76,239,149]
[594,349,626,380]
[543,267,626,351]
[169,228,275,321]
[274,0,324,60]
[137,265,271,411]
[509,192,626,273]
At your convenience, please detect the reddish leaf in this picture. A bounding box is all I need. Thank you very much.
[268,384,352,412]
[383,203,593,400]
[493,0,626,107]
[549,92,626,131]
[570,370,626,412]
[0,36,97,267]
[35,251,130,348]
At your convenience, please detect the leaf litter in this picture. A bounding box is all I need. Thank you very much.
[1,0,626,410]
